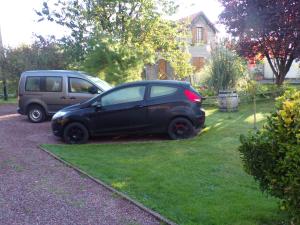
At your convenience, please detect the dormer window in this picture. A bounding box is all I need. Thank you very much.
[196,27,204,42]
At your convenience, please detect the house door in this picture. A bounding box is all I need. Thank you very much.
[158,59,168,80]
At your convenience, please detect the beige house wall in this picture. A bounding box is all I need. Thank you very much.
[145,12,217,81]
[263,59,300,79]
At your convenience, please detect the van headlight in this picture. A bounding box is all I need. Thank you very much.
[53,111,67,120]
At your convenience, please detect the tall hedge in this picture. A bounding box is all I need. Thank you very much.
[239,89,300,223]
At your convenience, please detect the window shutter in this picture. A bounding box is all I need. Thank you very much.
[203,28,208,44]
[192,27,197,44]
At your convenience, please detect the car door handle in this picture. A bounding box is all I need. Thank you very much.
[60,96,66,99]
[70,97,76,100]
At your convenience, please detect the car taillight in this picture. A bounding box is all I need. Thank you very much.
[184,89,201,103]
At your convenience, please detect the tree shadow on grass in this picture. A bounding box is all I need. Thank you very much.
[203,100,275,134]
[89,133,169,144]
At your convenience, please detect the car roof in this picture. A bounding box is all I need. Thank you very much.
[117,80,191,88]
[21,70,88,78]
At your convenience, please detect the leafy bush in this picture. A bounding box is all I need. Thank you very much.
[237,80,293,101]
[207,42,247,93]
[255,83,292,98]
[194,85,215,97]
[193,63,212,85]
[239,89,300,223]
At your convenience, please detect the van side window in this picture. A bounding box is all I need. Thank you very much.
[25,77,41,92]
[69,77,96,93]
[45,77,62,92]
[150,86,177,98]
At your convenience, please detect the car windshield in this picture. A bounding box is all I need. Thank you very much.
[85,74,112,91]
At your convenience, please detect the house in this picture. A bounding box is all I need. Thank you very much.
[249,59,300,82]
[144,11,218,82]
[263,59,300,80]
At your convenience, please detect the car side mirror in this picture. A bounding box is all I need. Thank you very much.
[88,86,98,94]
[92,101,102,111]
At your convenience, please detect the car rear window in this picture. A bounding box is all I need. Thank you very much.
[150,86,177,98]
[25,77,41,92]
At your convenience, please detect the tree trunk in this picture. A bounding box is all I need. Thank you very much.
[275,73,285,85]
[0,28,6,101]
[265,53,294,86]
[253,94,257,130]
[2,78,8,101]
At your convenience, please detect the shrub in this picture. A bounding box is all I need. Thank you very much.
[194,85,215,97]
[193,63,212,86]
[207,42,247,93]
[239,89,300,223]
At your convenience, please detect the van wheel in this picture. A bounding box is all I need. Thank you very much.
[63,122,89,144]
[168,117,196,140]
[28,105,46,123]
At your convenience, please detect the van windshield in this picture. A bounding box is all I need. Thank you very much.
[85,75,112,91]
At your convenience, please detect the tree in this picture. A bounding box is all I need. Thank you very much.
[37,0,193,84]
[3,36,68,75]
[0,27,8,100]
[0,36,69,94]
[219,0,300,85]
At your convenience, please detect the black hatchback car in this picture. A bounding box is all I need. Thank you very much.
[51,80,205,144]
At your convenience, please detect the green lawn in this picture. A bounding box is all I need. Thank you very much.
[0,97,17,104]
[43,101,286,225]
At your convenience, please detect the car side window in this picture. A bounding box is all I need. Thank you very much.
[69,77,97,93]
[102,86,146,107]
[150,86,177,98]
[45,77,62,92]
[25,77,41,92]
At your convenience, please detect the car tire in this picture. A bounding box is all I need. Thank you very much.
[168,117,196,140]
[63,122,89,144]
[28,105,46,123]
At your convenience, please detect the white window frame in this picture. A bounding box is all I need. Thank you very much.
[196,27,203,43]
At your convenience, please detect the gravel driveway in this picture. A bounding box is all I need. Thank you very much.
[0,104,161,225]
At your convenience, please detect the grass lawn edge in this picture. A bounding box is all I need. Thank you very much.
[0,98,17,104]
[38,145,177,225]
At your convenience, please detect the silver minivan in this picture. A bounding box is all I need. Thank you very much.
[18,70,112,123]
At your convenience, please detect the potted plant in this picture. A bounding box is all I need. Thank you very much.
[207,42,246,111]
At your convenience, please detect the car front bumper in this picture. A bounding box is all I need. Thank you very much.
[51,119,65,137]
[17,107,25,115]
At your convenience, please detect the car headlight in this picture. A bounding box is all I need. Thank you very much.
[52,111,67,120]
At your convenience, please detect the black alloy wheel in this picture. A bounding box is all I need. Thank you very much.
[168,117,196,140]
[63,122,89,144]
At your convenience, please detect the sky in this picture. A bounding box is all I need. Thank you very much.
[0,0,225,47]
